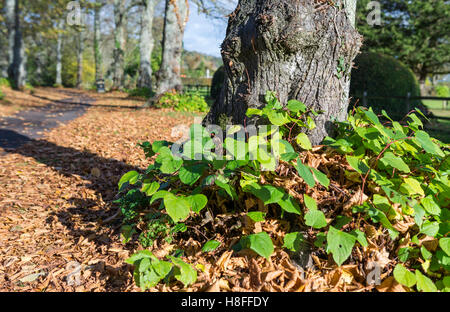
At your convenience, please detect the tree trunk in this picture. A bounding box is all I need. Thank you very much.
[156,0,189,95]
[55,19,64,86]
[112,0,127,90]
[76,30,84,89]
[204,0,362,145]
[94,5,103,82]
[6,0,26,89]
[138,0,156,89]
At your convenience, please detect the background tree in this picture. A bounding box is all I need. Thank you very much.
[356,0,450,93]
[205,0,361,145]
[6,0,26,89]
[112,0,127,89]
[138,0,157,89]
[155,0,189,95]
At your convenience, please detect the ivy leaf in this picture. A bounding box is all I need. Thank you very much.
[400,177,424,196]
[278,194,302,215]
[346,156,370,174]
[247,232,274,259]
[295,160,315,188]
[247,211,266,222]
[296,133,312,150]
[118,171,139,191]
[326,226,356,266]
[163,193,191,223]
[169,257,197,287]
[421,221,440,237]
[380,152,410,173]
[141,181,160,197]
[393,264,416,288]
[303,194,317,210]
[350,229,368,247]
[287,100,306,113]
[439,238,450,256]
[283,232,306,253]
[179,164,206,186]
[421,196,441,216]
[311,168,330,189]
[215,178,238,200]
[245,183,285,205]
[186,194,208,214]
[202,240,221,253]
[415,131,445,157]
[267,110,290,126]
[305,209,327,229]
[415,270,438,292]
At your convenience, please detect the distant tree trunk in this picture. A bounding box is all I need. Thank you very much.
[76,30,84,89]
[6,0,26,89]
[112,0,127,90]
[156,0,189,95]
[94,5,103,82]
[55,19,64,86]
[204,0,362,145]
[138,0,156,89]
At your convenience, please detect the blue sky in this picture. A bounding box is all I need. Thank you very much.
[183,4,230,58]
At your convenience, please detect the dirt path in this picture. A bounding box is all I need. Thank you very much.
[0,90,93,150]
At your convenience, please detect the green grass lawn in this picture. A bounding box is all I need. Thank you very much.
[422,100,450,143]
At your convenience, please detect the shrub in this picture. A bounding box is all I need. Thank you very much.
[0,77,11,87]
[118,91,449,292]
[435,85,450,98]
[210,66,224,100]
[126,87,154,99]
[0,89,4,100]
[156,91,209,112]
[350,52,422,119]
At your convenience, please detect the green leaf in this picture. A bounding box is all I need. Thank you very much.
[202,240,221,253]
[311,168,330,189]
[380,152,410,173]
[421,196,441,216]
[400,178,424,196]
[393,264,416,288]
[326,226,356,266]
[283,232,306,252]
[415,131,445,157]
[245,183,285,205]
[247,232,274,259]
[295,160,315,188]
[246,108,262,117]
[278,194,302,215]
[247,211,266,222]
[267,110,290,126]
[305,209,327,229]
[150,190,171,205]
[141,181,160,197]
[296,133,312,150]
[303,194,318,210]
[439,238,450,256]
[179,164,206,186]
[421,221,440,237]
[215,179,238,200]
[350,229,368,247]
[125,250,155,265]
[287,100,306,113]
[170,257,197,287]
[415,270,438,292]
[164,193,191,223]
[186,194,208,214]
[346,156,370,174]
[118,171,140,191]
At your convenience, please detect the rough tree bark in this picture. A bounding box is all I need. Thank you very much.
[76,30,84,89]
[94,4,103,81]
[204,0,362,145]
[6,0,26,89]
[112,0,127,89]
[156,0,189,95]
[138,0,156,89]
[55,19,64,86]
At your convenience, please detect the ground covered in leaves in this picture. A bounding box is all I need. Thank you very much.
[0,88,414,292]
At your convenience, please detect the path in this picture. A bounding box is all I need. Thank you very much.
[0,90,93,150]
